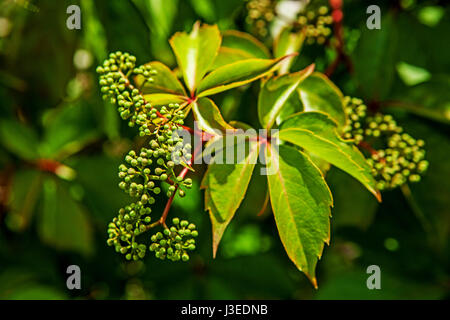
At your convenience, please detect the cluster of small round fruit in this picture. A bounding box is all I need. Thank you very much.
[149,218,198,262]
[107,202,151,261]
[342,96,428,190]
[98,52,197,262]
[246,0,276,38]
[296,5,333,45]
[96,52,157,128]
[118,145,193,202]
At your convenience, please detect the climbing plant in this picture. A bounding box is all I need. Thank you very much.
[97,6,428,287]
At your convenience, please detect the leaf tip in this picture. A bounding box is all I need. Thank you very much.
[309,276,319,289]
[375,190,382,203]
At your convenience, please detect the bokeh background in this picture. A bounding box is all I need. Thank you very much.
[0,0,449,299]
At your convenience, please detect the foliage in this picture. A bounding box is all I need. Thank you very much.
[0,0,448,300]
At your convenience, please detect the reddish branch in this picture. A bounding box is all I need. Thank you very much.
[325,0,353,77]
[151,138,204,229]
[358,141,386,164]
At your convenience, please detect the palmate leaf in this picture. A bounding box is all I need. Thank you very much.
[298,72,347,128]
[258,64,315,129]
[169,21,221,94]
[197,55,291,97]
[277,112,381,201]
[265,144,333,288]
[202,136,259,257]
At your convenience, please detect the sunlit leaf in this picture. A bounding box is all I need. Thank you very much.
[298,72,346,128]
[274,26,305,74]
[192,97,234,135]
[278,112,380,200]
[258,64,314,129]
[266,144,332,288]
[221,30,270,59]
[136,61,187,95]
[197,56,290,97]
[202,138,259,257]
[143,93,187,106]
[169,21,221,93]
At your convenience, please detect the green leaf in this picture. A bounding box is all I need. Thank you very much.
[6,170,43,231]
[211,47,255,70]
[0,119,40,160]
[221,30,270,59]
[41,102,99,159]
[266,144,332,288]
[396,61,431,86]
[352,12,398,100]
[258,64,314,129]
[278,112,381,201]
[298,72,346,128]
[136,61,187,95]
[274,27,305,74]
[197,56,290,97]
[169,21,221,93]
[202,138,259,257]
[386,75,450,125]
[210,29,270,69]
[192,97,234,135]
[38,178,93,255]
[143,93,187,107]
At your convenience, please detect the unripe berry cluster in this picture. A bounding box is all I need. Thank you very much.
[246,0,276,38]
[118,143,193,201]
[296,5,333,45]
[342,96,428,190]
[149,218,198,262]
[96,52,157,128]
[98,52,198,262]
[107,202,151,261]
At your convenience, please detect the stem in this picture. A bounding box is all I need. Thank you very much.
[148,141,203,230]
[325,0,353,77]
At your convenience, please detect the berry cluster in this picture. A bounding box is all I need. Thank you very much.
[118,146,193,202]
[246,0,276,38]
[296,5,333,45]
[342,96,428,190]
[98,52,197,262]
[149,218,198,262]
[107,202,151,261]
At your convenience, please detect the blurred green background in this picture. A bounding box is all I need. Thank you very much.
[0,0,448,299]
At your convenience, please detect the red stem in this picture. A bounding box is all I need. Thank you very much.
[157,141,203,228]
